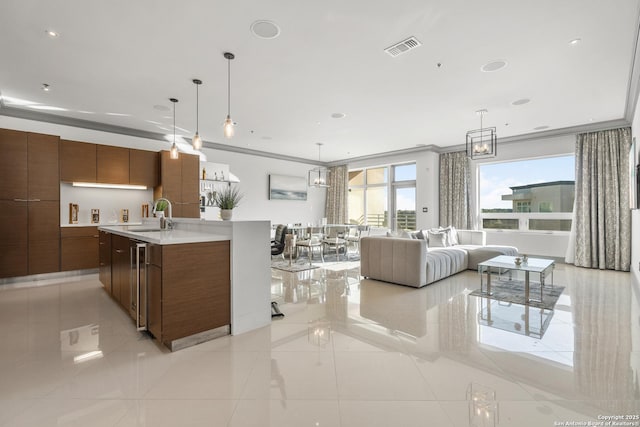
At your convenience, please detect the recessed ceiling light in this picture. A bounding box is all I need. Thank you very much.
[153,104,170,112]
[105,112,130,117]
[534,125,549,130]
[331,112,346,119]
[511,98,530,106]
[251,20,281,39]
[45,30,59,38]
[481,60,507,72]
[77,110,95,114]
[41,83,51,91]
[569,38,582,46]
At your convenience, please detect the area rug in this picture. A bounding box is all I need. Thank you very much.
[469,279,565,310]
[271,260,319,273]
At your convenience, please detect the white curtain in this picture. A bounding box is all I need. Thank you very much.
[565,127,631,271]
[439,151,472,229]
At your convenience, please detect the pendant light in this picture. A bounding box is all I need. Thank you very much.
[308,143,330,187]
[169,98,179,159]
[223,52,235,139]
[192,79,203,150]
[466,109,497,159]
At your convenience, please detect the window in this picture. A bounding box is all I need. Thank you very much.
[515,201,531,213]
[479,155,575,232]
[348,163,416,230]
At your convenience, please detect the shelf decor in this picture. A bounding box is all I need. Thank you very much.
[91,209,100,224]
[69,203,79,224]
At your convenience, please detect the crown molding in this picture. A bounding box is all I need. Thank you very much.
[0,104,324,166]
[624,5,640,123]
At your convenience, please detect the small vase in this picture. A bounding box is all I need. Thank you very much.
[220,209,233,220]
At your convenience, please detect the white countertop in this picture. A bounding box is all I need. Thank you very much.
[61,222,142,228]
[98,225,229,245]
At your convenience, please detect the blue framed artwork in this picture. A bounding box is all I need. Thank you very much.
[269,174,307,200]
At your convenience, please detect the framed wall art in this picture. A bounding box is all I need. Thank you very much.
[269,174,307,201]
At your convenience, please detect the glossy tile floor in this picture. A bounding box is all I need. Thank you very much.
[0,262,639,427]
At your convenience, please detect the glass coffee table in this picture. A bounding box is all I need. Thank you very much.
[477,255,555,303]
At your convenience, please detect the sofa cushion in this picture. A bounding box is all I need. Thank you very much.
[426,247,468,284]
[456,244,519,270]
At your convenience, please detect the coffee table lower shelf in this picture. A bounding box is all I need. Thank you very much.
[477,255,555,303]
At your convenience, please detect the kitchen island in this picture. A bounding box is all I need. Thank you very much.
[99,219,270,350]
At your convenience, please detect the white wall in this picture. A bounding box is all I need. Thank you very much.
[198,147,326,224]
[0,116,326,226]
[348,150,440,230]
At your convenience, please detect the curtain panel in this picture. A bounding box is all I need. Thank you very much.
[324,165,348,224]
[439,151,471,229]
[570,127,631,271]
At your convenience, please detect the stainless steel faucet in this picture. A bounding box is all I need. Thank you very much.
[154,198,173,229]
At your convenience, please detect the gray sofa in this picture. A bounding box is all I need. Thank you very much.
[360,229,518,287]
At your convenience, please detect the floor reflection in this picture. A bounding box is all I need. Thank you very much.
[272,262,640,417]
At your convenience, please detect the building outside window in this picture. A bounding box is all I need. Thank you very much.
[479,155,575,232]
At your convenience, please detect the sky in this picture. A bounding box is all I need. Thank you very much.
[479,155,575,210]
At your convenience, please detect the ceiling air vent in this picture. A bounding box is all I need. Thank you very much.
[384,36,422,57]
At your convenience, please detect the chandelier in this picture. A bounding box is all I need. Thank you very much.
[466,109,497,159]
[308,143,330,187]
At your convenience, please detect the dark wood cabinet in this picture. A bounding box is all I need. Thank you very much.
[97,145,129,184]
[60,140,96,182]
[28,133,59,200]
[0,129,28,200]
[130,149,158,187]
[181,153,200,207]
[28,201,60,274]
[155,151,200,218]
[0,129,60,278]
[99,231,112,292]
[161,241,230,343]
[61,226,99,271]
[100,231,230,349]
[0,200,28,278]
[111,234,130,309]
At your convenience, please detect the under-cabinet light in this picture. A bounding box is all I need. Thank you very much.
[72,182,147,190]
[73,350,103,364]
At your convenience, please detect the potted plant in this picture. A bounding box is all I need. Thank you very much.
[213,186,243,220]
[154,199,168,217]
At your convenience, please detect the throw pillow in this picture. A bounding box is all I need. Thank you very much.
[441,226,458,246]
[427,230,448,247]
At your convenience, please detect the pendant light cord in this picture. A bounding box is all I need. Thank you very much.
[173,101,176,144]
[196,83,199,133]
[227,58,231,116]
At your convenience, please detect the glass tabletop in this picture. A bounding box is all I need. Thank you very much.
[478,255,554,273]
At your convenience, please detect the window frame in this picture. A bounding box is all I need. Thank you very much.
[477,154,575,234]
